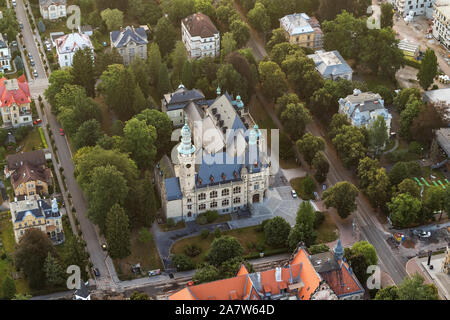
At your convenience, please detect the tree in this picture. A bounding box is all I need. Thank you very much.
[135,109,173,155]
[154,17,177,57]
[380,2,394,28]
[126,174,158,228]
[270,42,301,66]
[357,157,380,190]
[417,49,438,90]
[100,8,124,30]
[181,60,194,89]
[281,103,312,140]
[122,118,157,170]
[322,182,359,218]
[344,240,377,283]
[193,264,220,284]
[71,47,95,97]
[332,125,367,168]
[410,102,446,147]
[312,151,329,183]
[248,2,270,32]
[106,204,130,259]
[221,32,237,61]
[73,119,102,150]
[15,229,56,289]
[207,236,243,266]
[215,63,248,102]
[264,216,291,247]
[130,291,150,300]
[148,43,162,85]
[172,254,195,271]
[444,187,450,221]
[276,93,300,116]
[86,165,129,232]
[397,178,421,198]
[230,19,250,48]
[369,116,389,156]
[365,168,391,210]
[157,63,171,97]
[422,186,445,222]
[351,240,378,266]
[267,28,287,51]
[94,48,123,78]
[194,0,216,18]
[170,41,188,85]
[44,69,74,109]
[161,0,195,22]
[258,61,287,101]
[375,274,439,300]
[393,88,421,113]
[288,201,317,249]
[388,193,422,228]
[138,227,152,243]
[296,133,325,165]
[44,252,65,286]
[2,276,16,300]
[62,236,89,280]
[129,57,150,97]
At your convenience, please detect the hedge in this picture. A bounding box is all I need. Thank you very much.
[404,56,421,69]
[38,127,48,148]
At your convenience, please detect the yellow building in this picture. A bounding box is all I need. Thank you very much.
[279,13,323,50]
[11,162,52,197]
[10,196,64,244]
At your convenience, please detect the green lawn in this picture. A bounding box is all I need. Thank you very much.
[0,212,31,295]
[114,229,164,280]
[22,128,44,152]
[315,212,339,244]
[290,177,316,200]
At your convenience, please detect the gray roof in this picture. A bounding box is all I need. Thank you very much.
[436,128,450,157]
[343,91,384,113]
[423,88,450,104]
[6,150,47,171]
[110,26,148,49]
[165,177,182,201]
[39,0,66,8]
[307,50,353,78]
[74,281,90,299]
[165,86,205,111]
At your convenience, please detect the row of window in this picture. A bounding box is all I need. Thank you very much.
[18,220,59,228]
[195,197,241,211]
[196,187,241,201]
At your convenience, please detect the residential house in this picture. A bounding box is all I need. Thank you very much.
[78,25,93,37]
[0,75,33,128]
[10,196,64,244]
[11,162,52,198]
[0,34,11,72]
[181,12,220,59]
[55,32,94,68]
[169,246,337,300]
[394,0,435,17]
[279,13,323,50]
[310,239,365,300]
[110,26,148,65]
[307,50,353,81]
[39,0,67,20]
[432,0,450,50]
[74,281,91,300]
[338,89,392,134]
[5,149,50,178]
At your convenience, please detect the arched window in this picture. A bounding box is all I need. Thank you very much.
[198,193,206,200]
[222,189,229,196]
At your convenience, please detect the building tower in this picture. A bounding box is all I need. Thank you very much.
[177,117,196,193]
[334,238,344,262]
[52,198,59,213]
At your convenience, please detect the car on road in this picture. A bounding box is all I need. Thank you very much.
[33,69,38,78]
[60,128,65,136]
[101,243,107,251]
[413,229,431,238]
[30,58,35,66]
[291,189,297,198]
[33,119,42,125]
[28,53,32,60]
[19,22,23,30]
[93,267,100,277]
[148,269,161,277]
[12,0,16,7]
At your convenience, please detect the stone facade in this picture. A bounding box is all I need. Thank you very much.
[181,12,220,59]
[0,76,33,128]
[39,0,67,20]
[279,13,323,50]
[110,26,148,65]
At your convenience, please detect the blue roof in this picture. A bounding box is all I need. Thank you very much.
[14,199,60,222]
[111,27,148,48]
[15,208,43,222]
[308,51,353,78]
[167,103,187,111]
[165,177,183,201]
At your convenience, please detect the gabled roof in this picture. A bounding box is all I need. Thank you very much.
[12,197,60,223]
[164,86,205,110]
[6,150,47,171]
[182,12,219,38]
[169,247,321,300]
[55,32,93,55]
[307,50,353,78]
[280,13,315,36]
[110,26,148,49]
[11,163,51,189]
[0,75,31,108]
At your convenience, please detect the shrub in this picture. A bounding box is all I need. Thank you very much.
[308,243,330,255]
[200,229,210,239]
[255,241,265,252]
[205,210,219,223]
[184,244,201,257]
[172,254,195,271]
[166,218,175,228]
[408,141,425,155]
[213,228,222,238]
[196,215,207,225]
[314,211,325,229]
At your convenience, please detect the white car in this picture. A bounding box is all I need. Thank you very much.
[291,190,297,198]
[33,69,38,78]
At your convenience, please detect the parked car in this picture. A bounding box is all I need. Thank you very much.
[148,269,161,277]
[93,267,100,277]
[60,128,65,136]
[291,189,297,198]
[33,69,38,77]
[12,0,16,7]
[418,231,431,238]
[19,22,23,30]
[28,53,32,60]
[101,243,107,251]
[30,58,35,66]
[33,119,42,125]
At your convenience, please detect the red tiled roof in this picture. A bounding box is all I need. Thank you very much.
[319,260,364,297]
[0,75,31,108]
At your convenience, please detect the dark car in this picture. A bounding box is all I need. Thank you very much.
[93,268,100,277]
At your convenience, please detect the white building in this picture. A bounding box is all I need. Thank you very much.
[181,12,220,59]
[161,89,270,222]
[338,89,392,134]
[394,0,435,17]
[0,34,11,72]
[307,50,353,81]
[39,0,67,20]
[432,0,450,50]
[55,32,94,68]
[0,75,33,128]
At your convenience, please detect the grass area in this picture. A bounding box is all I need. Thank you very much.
[171,225,286,265]
[22,128,44,152]
[114,229,163,280]
[290,177,316,200]
[354,68,397,90]
[94,96,113,135]
[279,159,300,170]
[315,212,339,244]
[0,211,31,295]
[160,220,186,232]
[197,213,232,225]
[249,95,276,130]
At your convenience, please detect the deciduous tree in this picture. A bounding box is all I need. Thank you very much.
[106,204,130,259]
[322,182,359,218]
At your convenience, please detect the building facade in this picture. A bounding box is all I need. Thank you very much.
[181,12,220,59]
[110,26,148,65]
[10,196,64,244]
[0,75,33,128]
[307,50,353,81]
[432,0,450,50]
[11,162,52,198]
[338,90,392,134]
[55,32,94,68]
[161,89,270,222]
[0,34,11,73]
[280,13,323,50]
[394,0,435,17]
[39,0,67,20]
